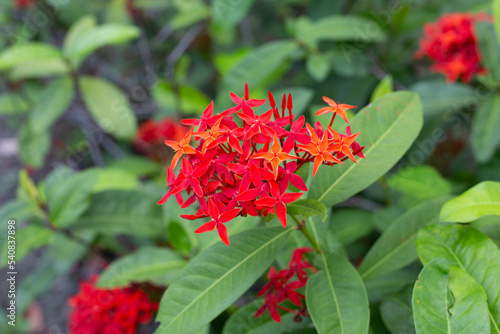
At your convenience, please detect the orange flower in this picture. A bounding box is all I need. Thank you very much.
[250,134,300,179]
[164,129,196,169]
[315,96,356,126]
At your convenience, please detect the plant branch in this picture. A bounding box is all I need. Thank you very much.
[291,214,322,253]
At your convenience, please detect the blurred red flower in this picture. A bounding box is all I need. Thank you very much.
[68,277,158,334]
[416,12,491,83]
[14,0,35,9]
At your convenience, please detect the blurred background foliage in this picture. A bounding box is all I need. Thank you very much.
[0,0,500,333]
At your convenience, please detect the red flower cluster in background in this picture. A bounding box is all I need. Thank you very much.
[134,118,189,162]
[416,12,491,83]
[68,277,158,334]
[256,247,316,322]
[13,0,35,9]
[158,84,364,245]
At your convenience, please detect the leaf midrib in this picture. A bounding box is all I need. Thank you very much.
[317,95,416,203]
[160,228,292,332]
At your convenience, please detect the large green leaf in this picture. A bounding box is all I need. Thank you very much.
[74,190,165,237]
[471,94,500,163]
[222,300,311,334]
[417,224,500,331]
[364,270,416,304]
[440,181,500,223]
[358,196,450,281]
[410,79,476,116]
[286,199,327,221]
[79,76,137,140]
[306,252,369,334]
[155,226,292,334]
[65,23,140,67]
[412,259,490,334]
[309,92,423,207]
[370,76,393,102]
[97,246,186,288]
[29,77,74,133]
[292,16,386,47]
[0,43,63,70]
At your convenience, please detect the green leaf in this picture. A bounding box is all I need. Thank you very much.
[309,92,423,207]
[471,94,500,163]
[286,199,327,221]
[152,80,211,116]
[222,300,311,334]
[0,93,30,115]
[417,224,500,331]
[97,246,186,288]
[63,16,97,55]
[358,196,450,281]
[370,76,393,102]
[293,16,386,48]
[329,208,373,245]
[440,181,500,223]
[212,0,254,30]
[365,270,416,304]
[15,225,54,263]
[74,190,165,237]
[410,79,476,116]
[306,53,331,82]
[29,77,74,133]
[0,43,63,71]
[388,165,452,207]
[476,21,500,84]
[380,287,415,334]
[18,124,50,168]
[306,252,369,334]
[494,0,500,45]
[65,23,140,67]
[46,171,98,227]
[9,59,70,80]
[155,226,292,334]
[168,220,193,255]
[107,156,161,176]
[412,259,490,334]
[221,40,298,94]
[79,76,137,140]
[88,168,140,193]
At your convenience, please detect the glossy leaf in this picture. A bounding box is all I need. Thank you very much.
[74,190,165,237]
[440,181,500,223]
[222,300,311,334]
[97,246,186,288]
[410,79,476,116]
[286,199,328,221]
[306,252,369,334]
[309,92,423,207]
[471,94,500,163]
[370,76,393,102]
[79,76,137,140]
[29,77,74,133]
[155,226,292,334]
[358,196,450,281]
[417,224,500,331]
[412,259,490,334]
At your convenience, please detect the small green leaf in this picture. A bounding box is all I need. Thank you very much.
[440,181,500,222]
[212,0,254,30]
[306,252,369,334]
[471,94,500,163]
[370,76,393,102]
[309,92,423,207]
[29,77,74,133]
[0,93,30,115]
[412,259,490,334]
[18,124,50,168]
[306,53,330,82]
[19,169,38,204]
[8,59,70,80]
[168,220,193,255]
[155,226,292,334]
[0,43,63,71]
[410,79,476,116]
[222,300,311,334]
[97,247,187,288]
[287,199,327,221]
[63,16,97,56]
[416,224,500,331]
[79,76,137,140]
[358,196,450,281]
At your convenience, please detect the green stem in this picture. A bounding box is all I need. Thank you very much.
[291,214,323,253]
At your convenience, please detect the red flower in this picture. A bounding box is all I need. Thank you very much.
[416,12,491,83]
[315,96,356,125]
[68,277,158,334]
[255,247,316,322]
[14,0,35,9]
[159,84,364,245]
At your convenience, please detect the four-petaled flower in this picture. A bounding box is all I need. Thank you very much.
[315,96,356,126]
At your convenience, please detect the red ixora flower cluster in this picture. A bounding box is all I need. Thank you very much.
[416,12,491,83]
[134,118,189,162]
[68,277,158,334]
[13,0,35,9]
[256,247,316,322]
[158,84,364,245]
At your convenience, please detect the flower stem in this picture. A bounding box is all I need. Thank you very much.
[291,214,322,253]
